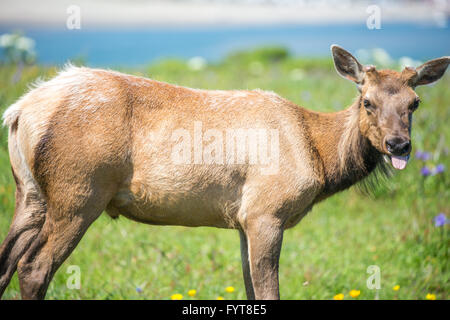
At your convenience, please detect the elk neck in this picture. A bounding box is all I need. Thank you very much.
[301,96,383,200]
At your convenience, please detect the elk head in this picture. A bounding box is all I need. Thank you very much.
[331,45,450,170]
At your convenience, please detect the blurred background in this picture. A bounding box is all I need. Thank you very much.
[0,0,449,66]
[0,0,448,300]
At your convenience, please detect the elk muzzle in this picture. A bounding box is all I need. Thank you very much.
[384,135,411,170]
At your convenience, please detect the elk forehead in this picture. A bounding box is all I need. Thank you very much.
[362,70,418,110]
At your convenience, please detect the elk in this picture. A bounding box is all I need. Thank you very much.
[0,46,448,300]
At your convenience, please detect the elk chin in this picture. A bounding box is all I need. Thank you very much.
[384,154,410,170]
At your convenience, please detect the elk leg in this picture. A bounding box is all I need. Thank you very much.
[0,186,45,298]
[16,201,103,300]
[0,226,43,298]
[239,230,255,300]
[245,215,284,300]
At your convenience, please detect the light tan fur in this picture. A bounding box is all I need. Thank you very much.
[0,46,448,299]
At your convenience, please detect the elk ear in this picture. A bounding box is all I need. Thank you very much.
[411,56,450,87]
[331,45,365,85]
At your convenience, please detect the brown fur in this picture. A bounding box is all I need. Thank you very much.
[0,46,448,299]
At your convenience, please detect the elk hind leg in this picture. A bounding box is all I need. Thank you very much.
[17,200,104,299]
[0,172,46,298]
[16,188,109,300]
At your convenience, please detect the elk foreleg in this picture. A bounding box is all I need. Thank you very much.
[243,214,284,300]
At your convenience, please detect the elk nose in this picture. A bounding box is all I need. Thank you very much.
[385,137,411,156]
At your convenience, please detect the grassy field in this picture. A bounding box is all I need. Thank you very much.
[0,48,448,300]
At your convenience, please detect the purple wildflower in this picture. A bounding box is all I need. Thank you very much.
[301,91,311,101]
[434,164,445,174]
[422,152,431,161]
[136,287,143,293]
[415,151,431,161]
[421,166,432,177]
[434,213,447,227]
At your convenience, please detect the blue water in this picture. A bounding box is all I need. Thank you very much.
[1,23,449,67]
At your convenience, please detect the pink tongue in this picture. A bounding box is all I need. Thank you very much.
[391,156,408,170]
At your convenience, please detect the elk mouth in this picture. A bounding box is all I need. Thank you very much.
[385,154,410,170]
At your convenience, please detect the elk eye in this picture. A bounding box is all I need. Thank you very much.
[363,99,372,109]
[410,99,420,112]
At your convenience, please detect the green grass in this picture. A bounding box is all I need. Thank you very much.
[0,48,448,300]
